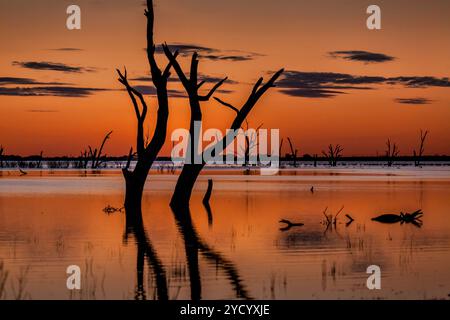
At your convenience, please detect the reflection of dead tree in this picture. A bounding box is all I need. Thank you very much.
[89,131,112,169]
[287,138,298,167]
[414,130,429,167]
[122,206,168,300]
[117,0,177,211]
[322,144,343,167]
[385,139,399,167]
[172,206,251,300]
[322,206,345,230]
[164,43,283,208]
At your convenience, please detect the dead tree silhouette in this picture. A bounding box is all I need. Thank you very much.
[36,151,43,169]
[163,45,283,208]
[287,137,298,167]
[76,132,112,169]
[0,145,4,168]
[240,120,263,167]
[322,144,343,167]
[414,130,429,167]
[172,205,251,300]
[117,0,178,211]
[385,139,400,167]
[89,131,112,169]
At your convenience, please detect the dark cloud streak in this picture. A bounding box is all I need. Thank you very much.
[395,98,434,105]
[0,77,68,86]
[329,50,395,63]
[0,86,108,98]
[12,61,95,73]
[277,70,450,98]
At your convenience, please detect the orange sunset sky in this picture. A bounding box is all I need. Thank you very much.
[0,0,449,157]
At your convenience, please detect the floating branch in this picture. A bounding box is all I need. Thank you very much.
[345,214,354,227]
[202,179,214,226]
[279,219,304,231]
[203,179,214,206]
[103,205,124,214]
[372,209,423,228]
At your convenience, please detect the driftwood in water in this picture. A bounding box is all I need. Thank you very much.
[103,205,124,215]
[203,179,213,205]
[279,219,304,231]
[203,179,214,226]
[372,214,402,223]
[372,210,423,227]
[345,214,354,227]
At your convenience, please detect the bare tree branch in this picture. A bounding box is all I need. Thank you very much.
[213,97,239,113]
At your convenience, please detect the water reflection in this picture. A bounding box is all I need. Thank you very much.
[123,206,168,300]
[171,205,251,300]
[1,169,450,299]
[120,199,251,300]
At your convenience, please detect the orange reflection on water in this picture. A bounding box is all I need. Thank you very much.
[0,168,449,299]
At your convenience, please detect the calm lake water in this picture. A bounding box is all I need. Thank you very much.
[0,168,449,300]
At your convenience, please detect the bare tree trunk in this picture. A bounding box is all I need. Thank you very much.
[117,0,177,212]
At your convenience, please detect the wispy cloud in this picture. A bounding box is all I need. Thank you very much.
[12,61,96,73]
[154,43,263,62]
[394,97,434,105]
[48,48,83,52]
[277,70,450,98]
[26,109,59,113]
[0,77,68,86]
[0,86,108,98]
[329,50,395,63]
